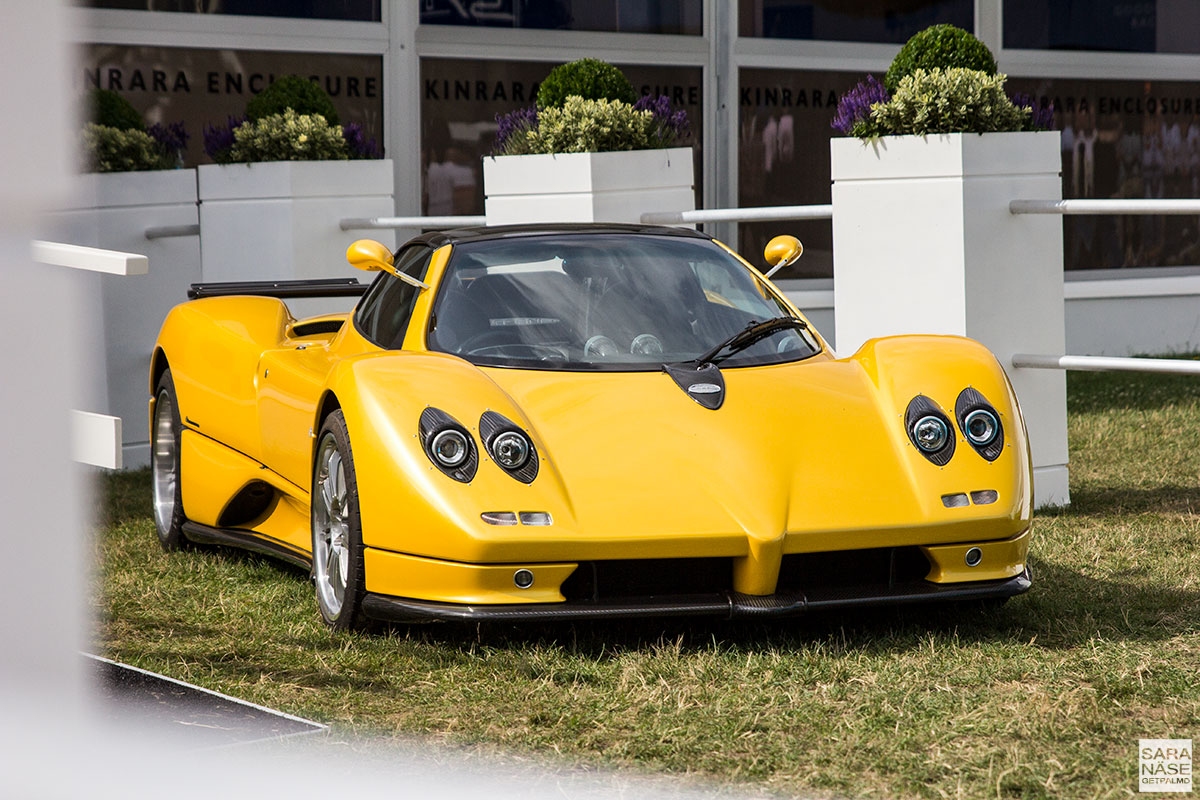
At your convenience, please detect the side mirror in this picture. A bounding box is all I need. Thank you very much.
[763,235,803,278]
[346,239,429,290]
[346,239,394,273]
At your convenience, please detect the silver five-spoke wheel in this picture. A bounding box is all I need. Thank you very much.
[151,369,187,550]
[313,433,350,619]
[311,410,366,630]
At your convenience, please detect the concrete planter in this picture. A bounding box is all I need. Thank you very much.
[44,169,200,469]
[483,147,694,225]
[831,131,1069,507]
[198,159,395,284]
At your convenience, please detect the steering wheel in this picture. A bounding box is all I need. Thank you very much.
[469,343,567,361]
[457,330,516,354]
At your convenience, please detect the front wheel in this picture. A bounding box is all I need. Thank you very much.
[311,411,368,631]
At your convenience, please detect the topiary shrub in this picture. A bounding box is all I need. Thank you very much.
[82,123,175,172]
[91,89,145,132]
[883,24,997,93]
[858,68,1030,137]
[227,109,348,162]
[536,58,637,109]
[245,75,340,126]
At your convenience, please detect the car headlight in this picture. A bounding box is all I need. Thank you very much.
[905,395,956,466]
[955,388,1005,461]
[419,407,478,483]
[480,410,539,483]
[913,415,949,452]
[492,430,530,469]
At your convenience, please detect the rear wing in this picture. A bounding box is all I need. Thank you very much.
[187,278,369,300]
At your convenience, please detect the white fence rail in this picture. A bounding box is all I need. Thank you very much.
[1010,198,1200,215]
[31,240,147,276]
[340,215,487,231]
[1012,353,1200,375]
[641,204,833,225]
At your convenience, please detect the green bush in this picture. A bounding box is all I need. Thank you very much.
[536,58,637,109]
[884,24,997,93]
[245,75,340,126]
[505,96,657,154]
[857,68,1030,137]
[82,123,174,172]
[226,109,348,162]
[90,89,145,132]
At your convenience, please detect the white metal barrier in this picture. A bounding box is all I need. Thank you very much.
[1011,198,1200,216]
[340,215,487,231]
[33,240,142,469]
[641,204,833,225]
[1013,353,1200,375]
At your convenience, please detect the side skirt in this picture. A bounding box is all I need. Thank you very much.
[182,522,312,571]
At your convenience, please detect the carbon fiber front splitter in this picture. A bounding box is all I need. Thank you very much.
[361,567,1031,623]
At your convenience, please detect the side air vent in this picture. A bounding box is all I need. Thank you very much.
[217,481,275,528]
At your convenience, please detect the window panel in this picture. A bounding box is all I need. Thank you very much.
[419,0,702,35]
[419,57,703,217]
[79,44,384,166]
[738,0,973,43]
[79,0,381,22]
[1003,1,1200,55]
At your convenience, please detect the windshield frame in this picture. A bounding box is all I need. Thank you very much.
[423,233,825,372]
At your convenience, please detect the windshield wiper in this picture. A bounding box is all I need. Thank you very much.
[692,317,809,365]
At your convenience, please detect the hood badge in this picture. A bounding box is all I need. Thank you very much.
[663,362,726,410]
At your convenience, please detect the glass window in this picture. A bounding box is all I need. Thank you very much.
[419,57,703,217]
[79,0,381,22]
[419,0,702,34]
[738,68,865,279]
[1008,76,1200,270]
[427,234,818,371]
[79,45,384,166]
[1004,1,1200,54]
[355,246,434,348]
[738,0,973,43]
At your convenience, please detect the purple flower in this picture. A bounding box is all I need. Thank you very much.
[634,94,691,146]
[203,116,245,162]
[147,121,189,158]
[831,75,889,135]
[494,105,538,154]
[343,122,381,159]
[1010,92,1056,131]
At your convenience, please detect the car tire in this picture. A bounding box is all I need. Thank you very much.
[311,410,369,631]
[151,369,188,551]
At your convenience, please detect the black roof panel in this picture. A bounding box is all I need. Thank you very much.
[404,223,711,250]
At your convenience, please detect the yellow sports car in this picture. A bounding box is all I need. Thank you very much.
[150,224,1031,630]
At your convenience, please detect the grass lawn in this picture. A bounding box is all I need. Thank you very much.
[94,369,1200,799]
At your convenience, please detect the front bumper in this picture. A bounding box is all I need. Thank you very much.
[361,566,1031,623]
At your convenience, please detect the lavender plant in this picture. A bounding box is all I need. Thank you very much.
[493,106,539,155]
[831,75,889,136]
[147,121,189,166]
[343,123,381,159]
[634,94,691,148]
[203,116,245,164]
[1009,92,1056,131]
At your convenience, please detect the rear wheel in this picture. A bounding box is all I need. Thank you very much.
[151,369,187,550]
[311,411,368,631]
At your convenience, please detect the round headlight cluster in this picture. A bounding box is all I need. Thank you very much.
[492,430,531,469]
[430,429,469,468]
[912,415,950,453]
[963,408,999,446]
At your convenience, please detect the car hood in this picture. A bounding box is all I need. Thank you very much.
[479,349,1028,550]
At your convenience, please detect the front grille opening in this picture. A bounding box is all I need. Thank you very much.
[561,558,733,602]
[776,546,930,593]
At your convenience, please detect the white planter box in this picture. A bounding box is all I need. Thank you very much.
[483,147,694,225]
[831,131,1069,507]
[44,169,200,469]
[198,159,396,287]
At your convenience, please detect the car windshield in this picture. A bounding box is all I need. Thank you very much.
[425,233,821,371]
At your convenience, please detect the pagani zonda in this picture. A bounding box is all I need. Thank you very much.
[150,224,1031,629]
